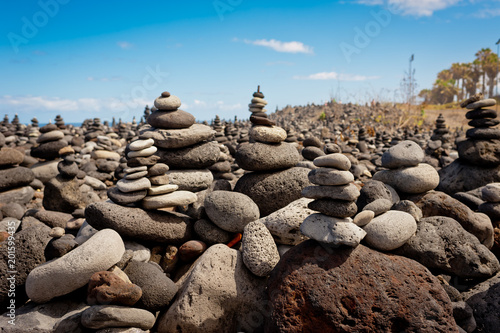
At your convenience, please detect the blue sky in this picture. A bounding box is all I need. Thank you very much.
[1,0,499,124]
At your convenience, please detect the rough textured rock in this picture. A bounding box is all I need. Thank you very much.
[259,198,314,245]
[156,141,220,169]
[394,216,500,278]
[235,142,300,171]
[0,166,35,191]
[457,139,500,166]
[193,218,232,245]
[140,123,215,149]
[157,244,267,333]
[465,275,500,333]
[204,190,260,232]
[266,241,458,332]
[412,191,494,248]
[0,186,34,205]
[43,176,88,213]
[356,180,399,210]
[25,229,125,303]
[242,221,280,277]
[0,223,52,309]
[234,167,311,216]
[87,271,142,306]
[166,169,213,192]
[438,160,500,194]
[85,201,193,244]
[381,140,424,168]
[123,261,178,312]
[30,160,60,183]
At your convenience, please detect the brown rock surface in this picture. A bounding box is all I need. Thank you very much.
[266,240,458,333]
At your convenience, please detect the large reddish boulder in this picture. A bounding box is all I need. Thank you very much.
[265,240,458,332]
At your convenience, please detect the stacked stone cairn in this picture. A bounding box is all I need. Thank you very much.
[54,114,65,129]
[300,153,366,248]
[138,91,217,206]
[457,97,499,166]
[27,117,40,145]
[234,86,309,216]
[212,115,227,144]
[0,143,35,207]
[31,123,68,161]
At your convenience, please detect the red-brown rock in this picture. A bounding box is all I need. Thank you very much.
[87,271,142,306]
[179,240,207,261]
[265,240,458,333]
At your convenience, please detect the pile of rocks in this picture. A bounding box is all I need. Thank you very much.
[31,123,68,161]
[212,115,227,144]
[0,145,35,206]
[141,91,217,195]
[439,97,500,193]
[234,87,310,216]
[300,153,365,247]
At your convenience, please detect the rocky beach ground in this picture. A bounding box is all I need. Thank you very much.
[1,90,500,332]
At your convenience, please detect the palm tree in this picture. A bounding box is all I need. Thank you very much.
[450,62,467,100]
[475,48,493,93]
[484,52,499,97]
[464,61,482,98]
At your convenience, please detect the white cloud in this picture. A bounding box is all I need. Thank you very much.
[243,39,314,54]
[117,41,133,49]
[0,95,148,114]
[355,0,461,16]
[293,71,380,81]
[473,7,500,18]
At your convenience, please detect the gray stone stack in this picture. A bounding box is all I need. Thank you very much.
[31,123,69,161]
[457,98,499,166]
[234,87,310,216]
[300,153,365,248]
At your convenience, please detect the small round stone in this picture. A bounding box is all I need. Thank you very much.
[308,168,354,186]
[141,190,197,210]
[116,178,151,193]
[154,94,181,111]
[49,227,65,238]
[178,240,207,262]
[161,91,171,97]
[127,146,157,158]
[129,138,155,151]
[353,210,375,227]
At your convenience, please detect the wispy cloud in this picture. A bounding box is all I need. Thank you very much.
[293,71,380,81]
[117,41,133,49]
[354,0,461,17]
[239,38,314,54]
[0,95,147,114]
[473,7,500,18]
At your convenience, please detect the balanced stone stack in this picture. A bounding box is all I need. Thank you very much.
[90,136,121,182]
[0,146,35,206]
[212,115,227,144]
[300,153,366,248]
[140,91,217,196]
[31,123,69,161]
[54,115,65,129]
[357,127,369,153]
[27,117,40,144]
[234,87,310,216]
[108,138,155,207]
[457,98,499,166]
[373,140,440,195]
[430,114,450,142]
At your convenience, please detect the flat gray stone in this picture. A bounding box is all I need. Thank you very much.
[302,183,360,201]
[313,153,351,170]
[140,124,215,149]
[466,98,496,109]
[142,190,197,210]
[308,168,354,186]
[81,305,155,330]
[235,142,300,171]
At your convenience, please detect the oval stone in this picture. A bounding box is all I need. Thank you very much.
[154,94,181,111]
[242,221,280,277]
[313,153,351,170]
[249,126,287,143]
[235,142,300,171]
[363,210,417,251]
